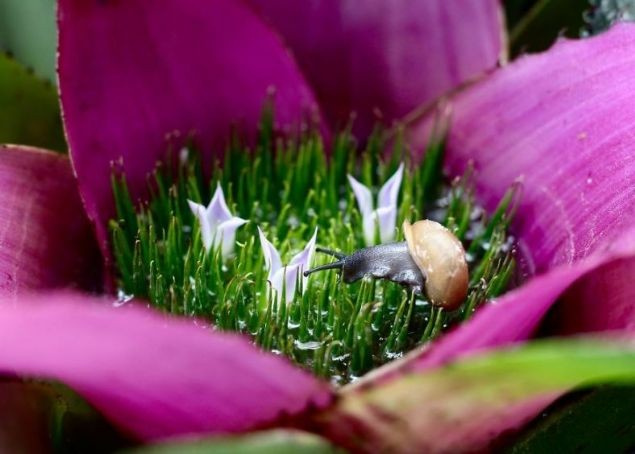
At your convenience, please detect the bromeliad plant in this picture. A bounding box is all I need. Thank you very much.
[110,113,517,384]
[0,0,635,452]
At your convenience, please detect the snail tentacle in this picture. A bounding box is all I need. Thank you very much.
[303,260,344,276]
[315,247,346,259]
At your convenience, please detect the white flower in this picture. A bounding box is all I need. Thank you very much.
[188,183,247,259]
[348,163,404,246]
[258,227,318,304]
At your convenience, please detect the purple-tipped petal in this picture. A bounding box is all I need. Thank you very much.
[250,0,504,136]
[347,174,373,218]
[258,227,282,277]
[348,174,376,245]
[217,218,248,259]
[207,183,233,225]
[188,200,214,252]
[377,163,403,210]
[0,293,332,440]
[289,228,318,270]
[58,0,323,255]
[0,145,101,294]
[411,24,635,273]
[289,227,318,291]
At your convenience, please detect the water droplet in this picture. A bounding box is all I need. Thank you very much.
[114,290,133,307]
[384,351,404,360]
[294,340,323,351]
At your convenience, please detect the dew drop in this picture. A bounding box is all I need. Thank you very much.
[294,340,323,351]
[114,290,133,307]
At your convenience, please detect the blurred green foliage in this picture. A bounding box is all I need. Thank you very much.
[127,430,342,454]
[0,53,65,150]
[0,0,57,83]
[506,386,635,453]
[505,0,588,57]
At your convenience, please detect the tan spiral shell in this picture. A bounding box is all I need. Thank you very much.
[403,220,468,310]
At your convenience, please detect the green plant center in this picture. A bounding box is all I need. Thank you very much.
[111,113,517,385]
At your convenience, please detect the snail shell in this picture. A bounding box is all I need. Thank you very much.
[403,220,468,310]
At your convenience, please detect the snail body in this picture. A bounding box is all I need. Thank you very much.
[304,220,468,310]
[339,241,426,294]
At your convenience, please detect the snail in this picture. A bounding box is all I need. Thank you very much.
[303,220,469,310]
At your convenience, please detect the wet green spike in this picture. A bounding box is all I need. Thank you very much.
[109,107,516,384]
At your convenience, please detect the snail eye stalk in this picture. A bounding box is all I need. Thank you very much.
[315,247,346,259]
[303,260,345,277]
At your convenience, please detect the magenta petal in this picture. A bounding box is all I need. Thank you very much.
[548,254,635,334]
[377,25,635,379]
[411,24,635,273]
[58,0,323,253]
[0,146,101,293]
[0,293,332,440]
[250,0,504,136]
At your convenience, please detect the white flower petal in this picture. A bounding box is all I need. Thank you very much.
[375,206,397,244]
[270,264,302,305]
[216,217,248,258]
[378,163,404,210]
[363,210,378,246]
[207,182,233,224]
[289,227,318,290]
[347,174,373,218]
[188,199,214,251]
[258,227,282,279]
[289,227,317,269]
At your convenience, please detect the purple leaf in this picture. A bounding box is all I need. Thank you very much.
[58,0,323,256]
[250,0,504,136]
[383,24,635,379]
[0,293,332,440]
[410,24,635,273]
[0,145,101,294]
